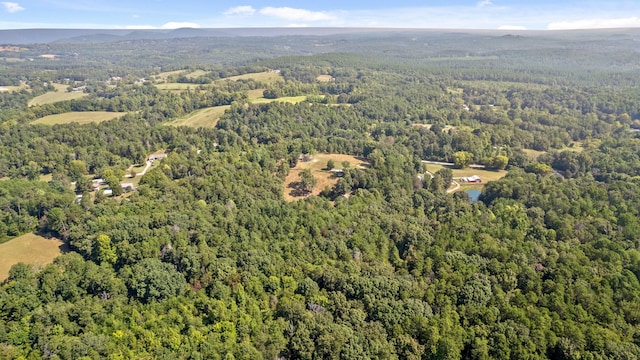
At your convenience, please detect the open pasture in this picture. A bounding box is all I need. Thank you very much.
[165,105,230,128]
[0,233,65,281]
[28,84,88,106]
[32,111,126,125]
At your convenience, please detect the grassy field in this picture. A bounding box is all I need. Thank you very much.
[251,96,310,104]
[28,84,88,106]
[0,233,65,281]
[155,83,201,91]
[522,148,547,160]
[219,71,283,83]
[165,105,230,128]
[316,75,334,82]
[153,69,187,80]
[32,111,126,125]
[0,84,29,92]
[425,164,508,191]
[185,70,210,79]
[284,153,368,202]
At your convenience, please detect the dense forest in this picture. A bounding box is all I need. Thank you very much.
[1,29,640,359]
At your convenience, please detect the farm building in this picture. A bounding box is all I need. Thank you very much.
[148,153,167,161]
[460,175,482,183]
[329,169,345,177]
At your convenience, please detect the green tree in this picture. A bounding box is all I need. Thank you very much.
[127,258,186,302]
[94,234,117,265]
[299,169,316,194]
[453,151,474,169]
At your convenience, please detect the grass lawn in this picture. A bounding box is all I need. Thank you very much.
[32,111,126,125]
[28,84,88,106]
[522,148,547,160]
[425,164,508,190]
[316,75,334,82]
[165,105,230,128]
[219,71,283,83]
[0,233,66,281]
[247,89,265,100]
[284,153,368,202]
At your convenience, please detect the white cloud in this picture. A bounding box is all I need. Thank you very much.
[2,2,24,13]
[548,16,640,30]
[498,25,527,30]
[477,0,493,8]
[161,22,201,29]
[259,7,336,22]
[132,14,140,19]
[224,5,255,16]
[123,25,156,29]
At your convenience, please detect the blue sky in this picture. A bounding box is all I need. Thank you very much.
[1,1,640,30]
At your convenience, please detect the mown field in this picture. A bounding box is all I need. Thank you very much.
[32,111,127,125]
[284,153,368,202]
[28,84,88,106]
[219,71,283,83]
[155,83,201,92]
[165,105,230,128]
[316,75,334,82]
[0,233,65,281]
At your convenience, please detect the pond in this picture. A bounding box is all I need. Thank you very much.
[466,189,482,204]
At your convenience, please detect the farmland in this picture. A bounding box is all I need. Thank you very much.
[165,105,230,128]
[424,163,508,190]
[0,233,65,281]
[32,111,126,125]
[219,71,283,83]
[28,84,88,106]
[155,83,201,92]
[283,153,368,202]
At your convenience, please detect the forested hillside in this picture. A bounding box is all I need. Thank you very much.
[1,30,640,359]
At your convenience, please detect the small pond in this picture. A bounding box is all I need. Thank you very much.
[466,189,482,204]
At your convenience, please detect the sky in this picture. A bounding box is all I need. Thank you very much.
[1,1,640,30]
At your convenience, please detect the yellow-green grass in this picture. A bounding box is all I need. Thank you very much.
[32,111,126,125]
[28,84,88,106]
[154,69,187,79]
[412,124,460,133]
[425,164,508,189]
[522,148,547,160]
[247,89,265,100]
[165,105,230,128]
[316,75,334,82]
[219,71,283,83]
[284,153,368,202]
[185,70,210,79]
[0,233,65,281]
[251,96,313,104]
[155,83,201,91]
[2,57,24,62]
[0,84,29,92]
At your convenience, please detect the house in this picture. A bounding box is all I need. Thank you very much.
[461,175,482,183]
[121,183,135,190]
[148,153,167,161]
[329,169,345,177]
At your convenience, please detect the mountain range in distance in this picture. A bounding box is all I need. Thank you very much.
[1,27,640,45]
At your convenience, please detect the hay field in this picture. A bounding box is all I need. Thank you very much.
[0,233,65,281]
[28,84,88,106]
[32,111,126,125]
[155,83,201,91]
[219,71,283,83]
[165,106,230,128]
[284,153,368,202]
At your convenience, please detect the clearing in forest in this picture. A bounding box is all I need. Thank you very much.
[32,111,126,125]
[424,163,507,191]
[28,84,88,106]
[316,75,334,82]
[0,233,66,281]
[284,153,368,202]
[155,83,201,92]
[219,71,283,83]
[185,70,210,79]
[165,105,230,128]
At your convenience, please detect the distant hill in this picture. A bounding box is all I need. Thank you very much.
[1,27,639,45]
